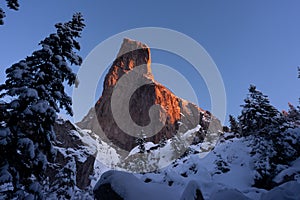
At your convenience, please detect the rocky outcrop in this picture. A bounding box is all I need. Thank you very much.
[78,38,222,151]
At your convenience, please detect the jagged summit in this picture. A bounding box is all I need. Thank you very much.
[77,38,222,151]
[117,38,150,58]
[104,38,153,90]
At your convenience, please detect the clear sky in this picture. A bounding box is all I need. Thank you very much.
[0,0,300,124]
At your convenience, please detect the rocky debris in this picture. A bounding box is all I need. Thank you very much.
[78,38,222,151]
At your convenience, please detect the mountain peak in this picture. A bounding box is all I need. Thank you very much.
[78,38,222,151]
[117,38,150,58]
[103,38,153,89]
[116,37,152,78]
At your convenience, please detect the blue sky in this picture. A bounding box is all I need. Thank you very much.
[0,1,300,124]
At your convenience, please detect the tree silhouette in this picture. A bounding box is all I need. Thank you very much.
[0,0,19,25]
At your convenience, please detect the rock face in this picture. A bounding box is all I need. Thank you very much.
[77,38,222,151]
[46,120,95,190]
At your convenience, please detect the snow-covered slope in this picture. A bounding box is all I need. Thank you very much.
[94,128,300,200]
[133,137,262,199]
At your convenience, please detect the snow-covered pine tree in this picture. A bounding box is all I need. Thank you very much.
[286,102,300,124]
[228,115,239,134]
[51,156,76,199]
[236,86,299,189]
[238,85,280,137]
[0,13,85,199]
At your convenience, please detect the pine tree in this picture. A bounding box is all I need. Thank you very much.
[236,86,299,188]
[238,85,279,136]
[0,13,85,199]
[136,130,146,153]
[158,135,167,148]
[286,102,300,124]
[51,156,76,199]
[0,8,5,25]
[0,0,19,25]
[228,115,239,134]
[6,0,19,10]
[136,138,146,153]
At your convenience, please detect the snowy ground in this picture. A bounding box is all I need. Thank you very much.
[93,134,300,199]
[67,124,300,199]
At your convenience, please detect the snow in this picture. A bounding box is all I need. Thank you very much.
[179,180,201,200]
[118,125,202,173]
[129,142,157,156]
[31,100,51,114]
[9,99,20,109]
[66,127,119,187]
[0,182,13,193]
[70,129,97,155]
[55,146,86,163]
[94,170,180,200]
[91,135,120,187]
[273,157,300,184]
[284,127,300,144]
[20,88,38,99]
[223,131,235,139]
[260,181,300,200]
[11,68,23,79]
[29,182,40,193]
[0,164,12,185]
[208,139,255,192]
[210,188,251,200]
[17,138,35,159]
[127,135,270,200]
[54,55,63,62]
[96,140,269,200]
[0,127,10,145]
